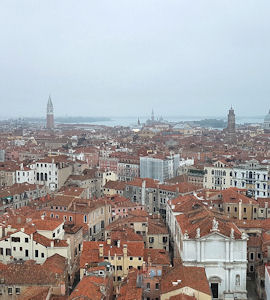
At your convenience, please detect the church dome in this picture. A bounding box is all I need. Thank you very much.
[265,110,270,122]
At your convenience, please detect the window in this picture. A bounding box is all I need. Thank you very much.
[84,215,87,223]
[35,250,38,257]
[147,283,150,289]
[250,252,254,261]
[234,207,237,212]
[6,248,11,256]
[117,266,122,270]
[69,216,73,222]
[155,283,159,289]
[20,247,22,251]
[0,248,3,255]
[243,207,247,213]
[149,237,154,243]
[8,288,12,295]
[25,249,29,257]
[163,236,167,243]
[16,288,20,295]
[11,237,20,242]
[25,238,29,243]
[130,257,133,260]
[41,253,44,258]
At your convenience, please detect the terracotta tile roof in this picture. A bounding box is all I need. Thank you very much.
[118,269,142,300]
[143,249,170,266]
[0,183,41,198]
[110,227,143,242]
[69,276,107,300]
[32,219,63,231]
[18,286,51,300]
[148,218,168,235]
[210,188,257,205]
[104,180,126,190]
[169,295,197,300]
[127,178,159,188]
[32,232,68,248]
[175,206,242,239]
[42,254,67,274]
[161,264,211,296]
[0,261,60,285]
[57,187,85,197]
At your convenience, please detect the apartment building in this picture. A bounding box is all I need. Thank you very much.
[204,159,270,199]
[80,240,144,284]
[32,156,72,191]
[140,153,180,183]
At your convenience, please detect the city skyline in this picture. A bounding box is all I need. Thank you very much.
[0,0,270,118]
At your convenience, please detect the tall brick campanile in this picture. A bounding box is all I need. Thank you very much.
[46,96,54,129]
[227,106,235,134]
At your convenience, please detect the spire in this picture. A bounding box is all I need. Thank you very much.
[151,109,154,121]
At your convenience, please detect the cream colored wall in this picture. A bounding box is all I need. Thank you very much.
[58,165,72,189]
[102,172,118,187]
[146,233,169,251]
[161,286,211,300]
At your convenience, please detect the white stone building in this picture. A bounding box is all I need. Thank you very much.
[166,198,248,299]
[31,157,72,191]
[0,224,70,265]
[16,163,36,184]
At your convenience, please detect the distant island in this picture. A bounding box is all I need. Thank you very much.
[55,116,111,124]
[14,117,111,124]
[193,119,226,128]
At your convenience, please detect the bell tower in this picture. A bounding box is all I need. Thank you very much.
[46,96,54,129]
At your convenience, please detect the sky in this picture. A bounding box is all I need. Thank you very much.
[0,0,269,119]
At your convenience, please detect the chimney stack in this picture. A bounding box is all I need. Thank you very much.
[99,244,104,257]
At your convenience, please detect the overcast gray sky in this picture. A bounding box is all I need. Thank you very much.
[0,0,269,118]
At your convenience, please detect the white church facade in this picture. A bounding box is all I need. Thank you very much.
[166,198,248,299]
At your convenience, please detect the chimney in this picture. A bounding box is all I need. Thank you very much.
[117,240,121,248]
[41,214,45,220]
[123,244,127,256]
[142,261,146,272]
[20,227,24,233]
[107,238,111,245]
[20,163,23,171]
[239,199,242,220]
[148,254,152,266]
[99,244,104,257]
[50,240,54,248]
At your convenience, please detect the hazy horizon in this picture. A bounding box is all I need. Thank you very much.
[1,0,270,118]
